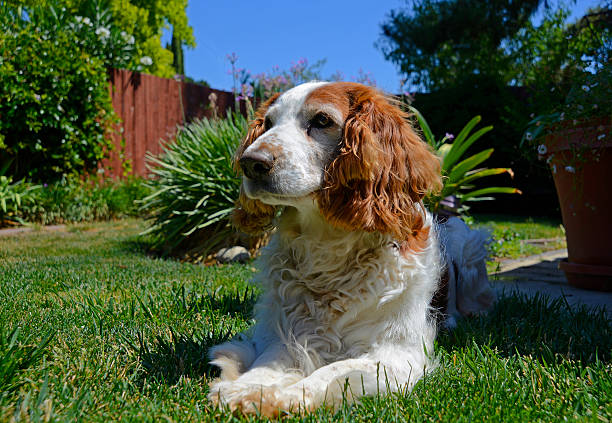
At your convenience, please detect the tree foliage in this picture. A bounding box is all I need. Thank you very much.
[378,0,610,93]
[379,0,543,90]
[105,0,194,77]
[6,0,195,77]
[0,6,117,180]
[379,0,611,215]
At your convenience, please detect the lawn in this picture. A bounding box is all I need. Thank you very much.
[0,219,609,422]
[472,213,566,260]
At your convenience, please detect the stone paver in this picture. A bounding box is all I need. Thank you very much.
[490,249,612,319]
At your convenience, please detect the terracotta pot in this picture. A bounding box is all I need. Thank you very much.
[545,120,612,291]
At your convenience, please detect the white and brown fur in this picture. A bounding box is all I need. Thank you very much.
[208,82,493,416]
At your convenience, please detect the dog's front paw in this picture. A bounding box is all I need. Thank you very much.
[208,381,312,417]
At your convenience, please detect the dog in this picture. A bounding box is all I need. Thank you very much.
[208,82,493,416]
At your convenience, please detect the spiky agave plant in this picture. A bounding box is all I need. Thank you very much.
[140,113,248,259]
[410,107,521,215]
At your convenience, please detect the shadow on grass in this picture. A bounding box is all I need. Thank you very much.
[438,293,611,364]
[136,327,228,384]
[117,235,160,259]
[131,285,610,387]
[133,288,257,385]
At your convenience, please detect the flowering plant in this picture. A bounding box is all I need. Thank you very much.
[522,65,611,174]
[521,8,611,172]
[226,54,377,105]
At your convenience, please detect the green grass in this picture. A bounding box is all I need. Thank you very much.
[472,213,566,262]
[1,219,609,422]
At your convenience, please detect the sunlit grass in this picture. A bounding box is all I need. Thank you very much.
[472,214,566,273]
[0,218,608,422]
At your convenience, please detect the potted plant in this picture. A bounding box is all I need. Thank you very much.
[524,57,612,290]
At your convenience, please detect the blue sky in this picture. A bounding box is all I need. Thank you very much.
[178,0,602,93]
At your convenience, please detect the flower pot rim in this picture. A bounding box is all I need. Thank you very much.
[543,118,612,154]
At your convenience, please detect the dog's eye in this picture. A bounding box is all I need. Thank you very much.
[264,116,273,131]
[310,113,333,130]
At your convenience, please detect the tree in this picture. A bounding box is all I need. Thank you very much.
[106,0,195,77]
[379,0,544,90]
[7,0,195,77]
[378,0,610,93]
[168,30,184,76]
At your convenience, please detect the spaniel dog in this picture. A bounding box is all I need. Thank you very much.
[208,82,493,416]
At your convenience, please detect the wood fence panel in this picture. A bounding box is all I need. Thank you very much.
[104,69,240,178]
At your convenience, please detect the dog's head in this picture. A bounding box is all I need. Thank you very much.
[233,82,441,241]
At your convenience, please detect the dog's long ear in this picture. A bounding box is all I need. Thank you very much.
[317,86,441,245]
[231,93,280,234]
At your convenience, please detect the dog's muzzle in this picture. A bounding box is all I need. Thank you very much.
[239,150,274,180]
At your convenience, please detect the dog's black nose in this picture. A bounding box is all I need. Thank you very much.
[239,151,274,180]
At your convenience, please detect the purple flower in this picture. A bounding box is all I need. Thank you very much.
[226,52,238,64]
[445,133,455,140]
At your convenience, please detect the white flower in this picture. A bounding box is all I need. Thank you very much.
[95,27,110,39]
[140,56,153,66]
[525,132,533,141]
[565,166,575,173]
[121,31,135,44]
[75,16,83,23]
[581,85,590,92]
[82,17,92,26]
[552,164,557,174]
[537,144,547,155]
[546,154,554,164]
[559,112,565,120]
[597,134,606,140]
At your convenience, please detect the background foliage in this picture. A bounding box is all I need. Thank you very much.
[0,176,149,227]
[0,0,194,181]
[7,0,195,78]
[227,54,378,105]
[0,5,117,181]
[380,0,611,215]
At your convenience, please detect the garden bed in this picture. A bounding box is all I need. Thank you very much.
[0,219,608,421]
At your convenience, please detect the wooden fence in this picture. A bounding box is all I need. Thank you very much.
[104,69,243,178]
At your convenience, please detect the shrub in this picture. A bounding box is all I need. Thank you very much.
[0,176,41,227]
[4,177,150,227]
[140,114,248,259]
[0,6,117,181]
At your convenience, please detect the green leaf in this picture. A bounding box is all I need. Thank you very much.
[409,106,436,147]
[451,115,481,151]
[446,168,513,194]
[442,125,494,171]
[461,187,522,202]
[447,149,494,184]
